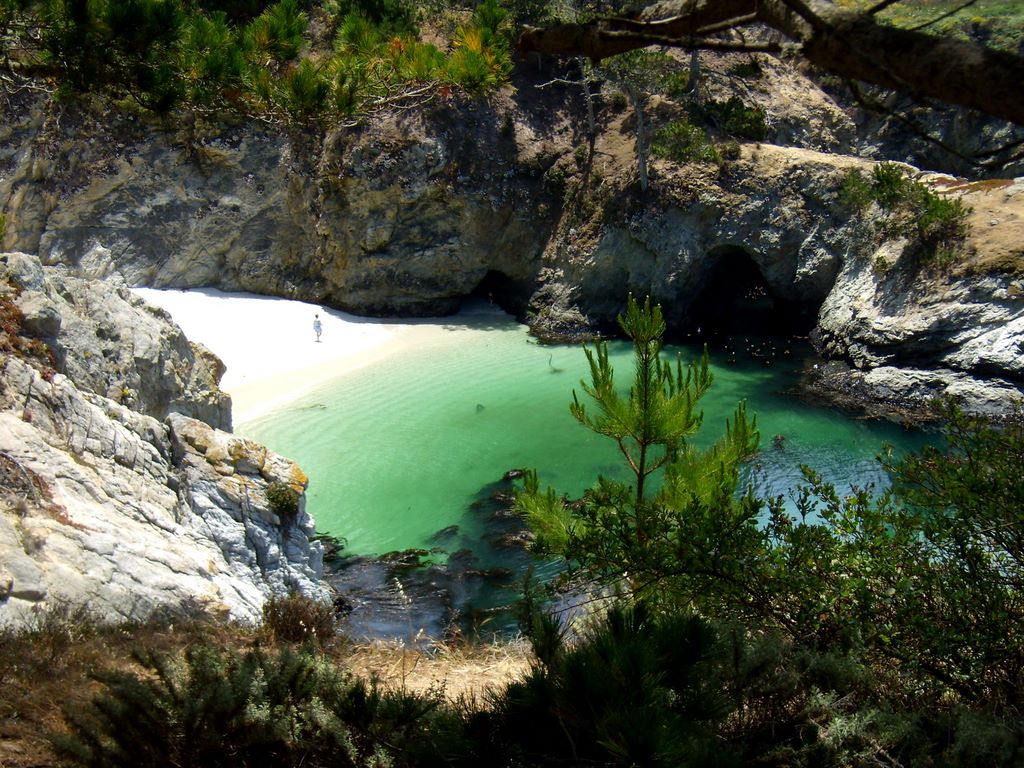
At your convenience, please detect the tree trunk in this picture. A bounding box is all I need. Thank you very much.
[687,49,700,101]
[626,83,648,191]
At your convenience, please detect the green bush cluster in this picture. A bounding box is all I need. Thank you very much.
[651,120,722,164]
[9,0,512,120]
[265,480,299,516]
[662,68,690,98]
[841,162,972,262]
[54,643,467,767]
[877,0,1024,55]
[727,58,762,79]
[688,96,768,141]
[513,297,1024,765]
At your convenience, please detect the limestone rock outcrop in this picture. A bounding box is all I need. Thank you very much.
[0,92,558,317]
[539,143,859,332]
[0,254,329,628]
[4,251,231,430]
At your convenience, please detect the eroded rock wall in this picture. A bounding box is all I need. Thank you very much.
[4,251,231,429]
[1,91,563,317]
[2,68,1023,419]
[813,177,1024,417]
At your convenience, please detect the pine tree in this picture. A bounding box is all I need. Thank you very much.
[571,294,711,508]
[517,295,760,590]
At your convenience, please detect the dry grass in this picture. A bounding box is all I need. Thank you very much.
[342,635,533,705]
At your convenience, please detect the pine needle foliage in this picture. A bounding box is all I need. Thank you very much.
[54,644,356,767]
[494,602,737,767]
[571,295,715,506]
[22,0,512,119]
[283,58,331,117]
[243,0,306,61]
[651,120,723,165]
[181,12,246,99]
[516,296,760,610]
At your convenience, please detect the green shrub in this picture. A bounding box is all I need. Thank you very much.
[689,96,767,141]
[335,9,386,52]
[447,30,509,94]
[181,12,246,99]
[196,0,272,23]
[839,163,972,262]
[244,0,306,61]
[651,120,721,164]
[474,0,509,40]
[504,0,552,26]
[871,161,911,210]
[41,0,185,108]
[839,167,873,212]
[496,602,728,767]
[331,0,416,37]
[266,480,300,516]
[246,65,275,103]
[728,59,763,79]
[663,69,690,98]
[914,186,971,245]
[262,592,337,643]
[331,63,364,113]
[395,39,445,81]
[54,644,364,766]
[52,640,477,767]
[445,0,510,94]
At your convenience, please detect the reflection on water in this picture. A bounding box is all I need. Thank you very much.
[241,304,929,640]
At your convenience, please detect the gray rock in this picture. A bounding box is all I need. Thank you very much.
[2,86,1023,422]
[814,179,1024,416]
[15,290,61,337]
[0,353,329,629]
[2,253,231,431]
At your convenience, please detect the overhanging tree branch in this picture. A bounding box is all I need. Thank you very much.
[517,0,1024,126]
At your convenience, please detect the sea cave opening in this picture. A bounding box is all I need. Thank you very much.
[686,246,816,337]
[467,269,525,316]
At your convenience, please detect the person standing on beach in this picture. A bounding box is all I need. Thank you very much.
[313,314,323,342]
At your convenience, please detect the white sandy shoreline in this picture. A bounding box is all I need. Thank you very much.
[133,288,445,426]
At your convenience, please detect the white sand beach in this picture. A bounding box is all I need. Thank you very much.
[133,288,439,426]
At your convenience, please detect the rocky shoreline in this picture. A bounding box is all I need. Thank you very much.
[324,470,537,643]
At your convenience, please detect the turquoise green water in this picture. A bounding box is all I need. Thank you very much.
[239,305,928,560]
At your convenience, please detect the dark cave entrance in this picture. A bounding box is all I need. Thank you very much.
[687,246,815,337]
[467,270,525,316]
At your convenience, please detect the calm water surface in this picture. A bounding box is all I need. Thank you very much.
[240,304,927,560]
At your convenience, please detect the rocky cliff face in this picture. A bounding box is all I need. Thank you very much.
[812,177,1024,418]
[0,253,329,628]
[0,90,562,317]
[2,58,1022,419]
